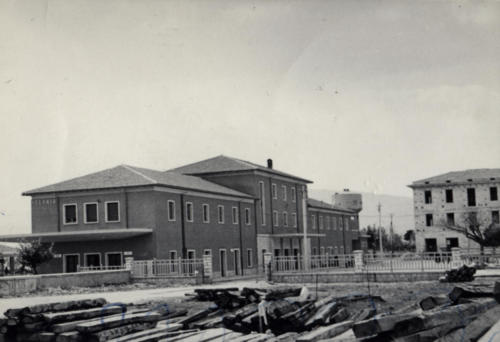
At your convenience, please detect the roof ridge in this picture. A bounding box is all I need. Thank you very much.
[121,165,158,184]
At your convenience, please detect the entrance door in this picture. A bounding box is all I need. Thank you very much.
[233,249,240,276]
[106,253,123,268]
[64,255,79,273]
[220,250,227,277]
[446,238,459,251]
[85,254,101,269]
[425,238,438,252]
[187,250,195,275]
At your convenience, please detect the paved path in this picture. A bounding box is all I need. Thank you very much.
[0,279,268,314]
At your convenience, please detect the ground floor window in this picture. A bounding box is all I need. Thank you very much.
[64,254,80,273]
[247,249,253,268]
[85,253,101,268]
[106,252,123,267]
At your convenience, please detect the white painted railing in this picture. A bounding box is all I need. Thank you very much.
[77,265,126,272]
[131,258,204,278]
[273,254,356,273]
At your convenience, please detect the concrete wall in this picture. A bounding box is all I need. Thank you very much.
[0,270,130,296]
[272,271,442,283]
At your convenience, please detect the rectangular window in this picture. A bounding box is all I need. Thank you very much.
[320,247,325,255]
[204,249,212,256]
[283,212,288,227]
[168,200,176,221]
[218,205,225,224]
[170,250,177,260]
[426,214,433,227]
[106,252,122,267]
[333,217,337,230]
[492,211,500,224]
[259,181,265,226]
[491,187,498,201]
[105,201,120,222]
[202,204,210,223]
[84,203,98,224]
[447,213,455,226]
[424,190,432,204]
[345,217,349,231]
[232,207,239,224]
[63,204,78,224]
[312,215,316,229]
[292,213,297,227]
[312,247,317,256]
[282,185,287,201]
[326,216,330,230]
[245,208,251,225]
[273,210,279,227]
[291,187,296,202]
[339,217,344,231]
[327,247,332,255]
[247,249,253,267]
[319,216,324,230]
[272,183,277,199]
[445,189,453,203]
[467,188,476,206]
[185,202,194,222]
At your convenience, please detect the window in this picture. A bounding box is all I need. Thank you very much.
[326,216,330,230]
[424,190,432,204]
[319,216,324,230]
[333,217,337,230]
[272,183,277,199]
[426,214,433,227]
[292,213,297,227]
[327,247,332,255]
[283,212,288,227]
[202,204,210,223]
[185,202,194,222]
[105,201,120,222]
[312,247,317,256]
[247,249,253,267]
[232,207,239,224]
[85,253,101,267]
[168,200,176,221]
[218,205,225,224]
[339,217,343,231]
[169,250,177,260]
[259,181,265,226]
[491,187,498,201]
[84,203,98,224]
[467,188,476,206]
[63,204,77,224]
[106,252,123,267]
[345,217,349,231]
[311,215,316,229]
[447,213,455,226]
[320,247,325,255]
[282,185,287,201]
[273,211,279,227]
[493,211,500,224]
[291,187,296,202]
[445,189,453,203]
[245,208,251,225]
[204,249,212,256]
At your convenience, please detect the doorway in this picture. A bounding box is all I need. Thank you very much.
[446,237,459,251]
[219,249,227,277]
[425,238,437,252]
[233,249,240,276]
[64,254,79,273]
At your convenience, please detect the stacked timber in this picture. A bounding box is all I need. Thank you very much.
[443,264,476,282]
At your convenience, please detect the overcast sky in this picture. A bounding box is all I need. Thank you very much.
[1,0,499,234]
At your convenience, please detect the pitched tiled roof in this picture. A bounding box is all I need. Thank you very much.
[170,155,312,183]
[410,168,500,187]
[307,198,355,213]
[23,165,253,198]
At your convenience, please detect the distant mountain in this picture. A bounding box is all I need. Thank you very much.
[308,189,414,235]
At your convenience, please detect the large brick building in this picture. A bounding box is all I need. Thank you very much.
[1,156,362,274]
[409,169,500,253]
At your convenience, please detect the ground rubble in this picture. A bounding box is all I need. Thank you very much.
[0,281,499,342]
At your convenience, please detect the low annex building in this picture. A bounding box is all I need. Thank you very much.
[0,156,363,275]
[409,168,500,253]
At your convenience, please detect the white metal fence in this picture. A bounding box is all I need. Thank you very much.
[363,252,453,272]
[273,254,356,273]
[77,265,127,272]
[131,258,204,278]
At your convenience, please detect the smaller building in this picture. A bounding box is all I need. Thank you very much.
[409,169,500,253]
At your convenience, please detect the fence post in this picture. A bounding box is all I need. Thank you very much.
[354,250,364,273]
[146,260,154,278]
[178,257,182,276]
[203,254,212,283]
[390,252,393,273]
[421,252,425,272]
[452,248,462,268]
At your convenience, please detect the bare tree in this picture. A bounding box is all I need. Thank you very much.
[444,211,500,257]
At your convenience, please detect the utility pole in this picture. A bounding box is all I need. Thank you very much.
[390,213,394,253]
[302,185,310,271]
[377,202,383,254]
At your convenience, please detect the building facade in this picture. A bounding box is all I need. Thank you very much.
[409,169,500,253]
[1,156,363,274]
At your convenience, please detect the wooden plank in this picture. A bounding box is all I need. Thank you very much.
[167,328,230,342]
[477,317,500,342]
[323,328,357,342]
[39,332,56,342]
[209,332,243,341]
[305,302,338,328]
[55,331,82,342]
[449,282,500,303]
[297,320,354,342]
[353,312,419,338]
[419,295,451,311]
[43,305,125,324]
[106,327,197,342]
[75,312,161,333]
[87,321,157,342]
[6,298,107,317]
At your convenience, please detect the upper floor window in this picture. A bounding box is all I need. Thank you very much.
[105,201,120,222]
[339,217,344,231]
[273,210,279,227]
[467,188,476,206]
[345,217,349,231]
[218,205,225,224]
[259,181,266,226]
[84,203,98,224]
[311,215,316,229]
[63,204,77,225]
[282,185,287,201]
[167,200,176,221]
[319,216,324,230]
[447,212,455,226]
[292,213,297,227]
[491,187,498,201]
[185,202,194,222]
[232,207,239,224]
[445,189,453,203]
[291,187,296,202]
[333,217,337,230]
[245,208,251,225]
[326,216,330,230]
[425,214,433,227]
[424,190,432,204]
[283,212,288,227]
[272,184,277,199]
[202,204,210,223]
